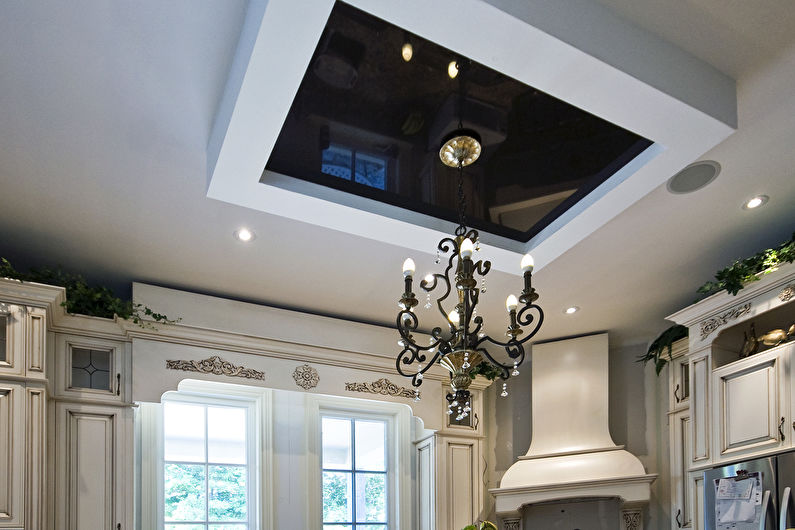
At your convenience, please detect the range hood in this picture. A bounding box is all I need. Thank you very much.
[491,333,656,523]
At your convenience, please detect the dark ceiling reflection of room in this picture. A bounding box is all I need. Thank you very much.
[264,1,652,242]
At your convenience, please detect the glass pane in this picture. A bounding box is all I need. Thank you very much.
[323,526,352,530]
[70,347,111,391]
[354,152,386,189]
[209,526,247,530]
[208,465,247,522]
[322,471,352,522]
[165,526,204,530]
[322,417,351,469]
[321,145,352,180]
[682,363,691,399]
[355,473,387,522]
[164,401,206,462]
[0,315,7,362]
[164,463,206,521]
[354,420,385,471]
[357,526,388,530]
[208,407,246,464]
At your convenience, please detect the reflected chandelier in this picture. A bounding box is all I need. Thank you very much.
[396,126,544,421]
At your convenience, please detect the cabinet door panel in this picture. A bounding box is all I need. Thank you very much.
[0,306,24,377]
[715,352,783,459]
[447,441,476,530]
[691,355,710,463]
[55,334,129,403]
[55,403,126,530]
[0,384,24,528]
[416,438,434,530]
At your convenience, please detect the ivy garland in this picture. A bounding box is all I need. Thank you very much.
[641,232,795,375]
[696,232,795,297]
[0,258,179,327]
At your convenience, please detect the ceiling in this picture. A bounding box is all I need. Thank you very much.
[0,0,793,349]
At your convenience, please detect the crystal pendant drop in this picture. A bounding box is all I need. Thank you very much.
[500,382,508,398]
[512,361,519,377]
[424,293,432,310]
[435,249,441,264]
[414,391,421,402]
[480,278,486,293]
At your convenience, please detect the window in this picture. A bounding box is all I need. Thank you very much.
[70,347,112,390]
[321,415,388,529]
[321,145,387,190]
[162,398,254,530]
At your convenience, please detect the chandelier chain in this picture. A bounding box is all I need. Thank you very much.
[456,166,467,233]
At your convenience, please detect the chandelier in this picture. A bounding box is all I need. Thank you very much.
[396,123,544,421]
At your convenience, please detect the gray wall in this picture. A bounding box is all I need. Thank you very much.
[484,341,671,529]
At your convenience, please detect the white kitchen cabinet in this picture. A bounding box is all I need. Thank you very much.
[668,340,690,413]
[712,344,789,460]
[0,382,24,528]
[670,409,692,529]
[0,304,45,380]
[53,401,132,530]
[416,431,485,530]
[54,333,130,403]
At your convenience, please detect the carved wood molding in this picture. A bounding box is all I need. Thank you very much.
[502,518,521,530]
[293,363,319,389]
[345,378,419,399]
[699,302,752,339]
[165,355,264,380]
[779,284,795,302]
[622,508,642,530]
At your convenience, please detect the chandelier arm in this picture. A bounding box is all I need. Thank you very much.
[516,304,545,339]
[395,346,444,387]
[474,259,491,277]
[470,315,484,337]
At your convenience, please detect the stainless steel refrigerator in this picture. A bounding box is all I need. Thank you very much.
[704,450,795,530]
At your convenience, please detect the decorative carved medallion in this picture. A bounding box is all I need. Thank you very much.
[502,518,521,530]
[699,303,752,339]
[622,509,642,530]
[779,284,795,302]
[293,363,319,390]
[165,355,264,380]
[345,378,419,399]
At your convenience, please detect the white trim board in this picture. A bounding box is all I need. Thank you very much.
[207,0,735,273]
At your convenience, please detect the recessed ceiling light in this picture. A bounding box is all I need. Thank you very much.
[401,42,413,62]
[234,228,254,242]
[564,306,579,314]
[743,195,768,209]
[667,160,721,194]
[447,60,458,79]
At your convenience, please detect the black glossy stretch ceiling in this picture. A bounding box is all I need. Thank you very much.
[264,1,652,242]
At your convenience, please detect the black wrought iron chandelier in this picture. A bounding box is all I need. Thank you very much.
[395,73,544,419]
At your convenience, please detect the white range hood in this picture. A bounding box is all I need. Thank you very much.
[491,333,656,526]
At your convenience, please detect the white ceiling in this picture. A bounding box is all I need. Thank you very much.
[0,0,793,350]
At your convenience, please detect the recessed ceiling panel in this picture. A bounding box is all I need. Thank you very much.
[263,1,654,242]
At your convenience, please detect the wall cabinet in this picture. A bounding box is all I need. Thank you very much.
[712,344,790,460]
[0,304,46,379]
[670,409,692,529]
[54,333,130,403]
[53,402,132,530]
[416,389,487,530]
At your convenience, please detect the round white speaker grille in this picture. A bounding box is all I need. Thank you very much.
[667,161,721,194]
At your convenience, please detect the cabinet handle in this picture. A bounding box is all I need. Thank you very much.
[779,417,786,441]
[116,373,121,396]
[676,508,682,527]
[473,412,479,430]
[674,384,681,403]
[117,524,121,530]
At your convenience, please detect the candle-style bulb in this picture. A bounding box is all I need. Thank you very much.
[402,258,416,277]
[448,309,460,325]
[460,238,474,259]
[521,254,534,273]
[505,294,518,312]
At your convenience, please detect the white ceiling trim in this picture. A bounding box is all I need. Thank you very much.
[206,0,735,273]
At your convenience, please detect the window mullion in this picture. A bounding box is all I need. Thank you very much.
[351,419,356,529]
[204,405,209,528]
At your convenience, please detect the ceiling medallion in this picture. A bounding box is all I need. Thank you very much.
[395,69,544,419]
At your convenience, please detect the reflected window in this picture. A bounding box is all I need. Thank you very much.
[163,399,252,530]
[321,416,388,529]
[321,145,387,190]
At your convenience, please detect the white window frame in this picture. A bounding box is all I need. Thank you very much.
[306,394,412,530]
[136,379,273,530]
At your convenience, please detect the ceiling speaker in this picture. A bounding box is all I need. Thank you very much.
[667,160,721,194]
